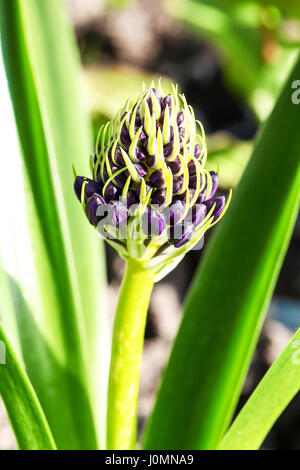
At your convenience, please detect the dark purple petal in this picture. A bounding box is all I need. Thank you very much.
[173,176,184,193]
[177,112,184,126]
[108,201,128,227]
[86,194,106,226]
[208,171,219,199]
[114,147,125,166]
[151,88,161,101]
[142,207,166,237]
[135,111,142,127]
[136,149,147,160]
[162,94,172,108]
[120,125,131,148]
[147,155,157,169]
[151,188,166,206]
[125,190,138,208]
[174,224,194,247]
[135,183,152,200]
[147,89,161,115]
[168,222,194,248]
[167,199,185,225]
[189,175,197,190]
[196,191,207,204]
[167,156,181,175]
[149,170,165,188]
[104,182,119,202]
[190,203,207,226]
[203,196,225,220]
[135,163,147,179]
[194,144,201,159]
[188,160,196,176]
[74,177,102,202]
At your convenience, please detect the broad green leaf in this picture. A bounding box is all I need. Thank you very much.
[0,323,56,450]
[0,0,109,449]
[219,328,300,450]
[143,54,300,450]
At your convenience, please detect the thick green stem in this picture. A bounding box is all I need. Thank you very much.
[107,258,155,450]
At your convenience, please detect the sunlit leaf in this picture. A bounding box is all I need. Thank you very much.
[143,54,300,450]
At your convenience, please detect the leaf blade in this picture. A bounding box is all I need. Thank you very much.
[0,323,56,450]
[219,329,300,450]
[0,0,108,449]
[143,54,300,449]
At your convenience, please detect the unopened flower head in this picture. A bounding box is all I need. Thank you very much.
[74,81,231,279]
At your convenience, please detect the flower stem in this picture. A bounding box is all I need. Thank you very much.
[106,258,155,450]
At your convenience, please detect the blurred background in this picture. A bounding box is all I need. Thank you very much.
[1,0,300,449]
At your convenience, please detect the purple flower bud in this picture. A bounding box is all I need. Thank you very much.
[120,125,131,148]
[160,95,172,123]
[162,94,172,108]
[86,194,106,226]
[177,112,184,126]
[105,182,119,202]
[136,149,147,160]
[136,183,152,199]
[74,82,229,264]
[115,147,125,166]
[179,128,185,139]
[113,168,128,186]
[194,144,201,159]
[74,176,102,202]
[135,163,147,179]
[209,171,219,199]
[147,155,157,169]
[203,196,225,220]
[168,199,185,225]
[189,203,207,226]
[152,188,166,206]
[189,175,197,190]
[168,222,194,248]
[173,176,184,193]
[142,207,166,237]
[151,88,161,101]
[139,133,148,148]
[174,224,194,247]
[135,111,142,127]
[108,201,128,227]
[188,160,196,176]
[168,157,181,176]
[147,89,161,115]
[149,170,165,188]
[125,190,138,208]
[164,139,174,158]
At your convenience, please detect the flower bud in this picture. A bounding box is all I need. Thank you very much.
[74,81,231,279]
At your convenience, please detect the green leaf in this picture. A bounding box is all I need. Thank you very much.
[0,323,56,450]
[0,0,108,449]
[219,328,300,450]
[143,54,300,449]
